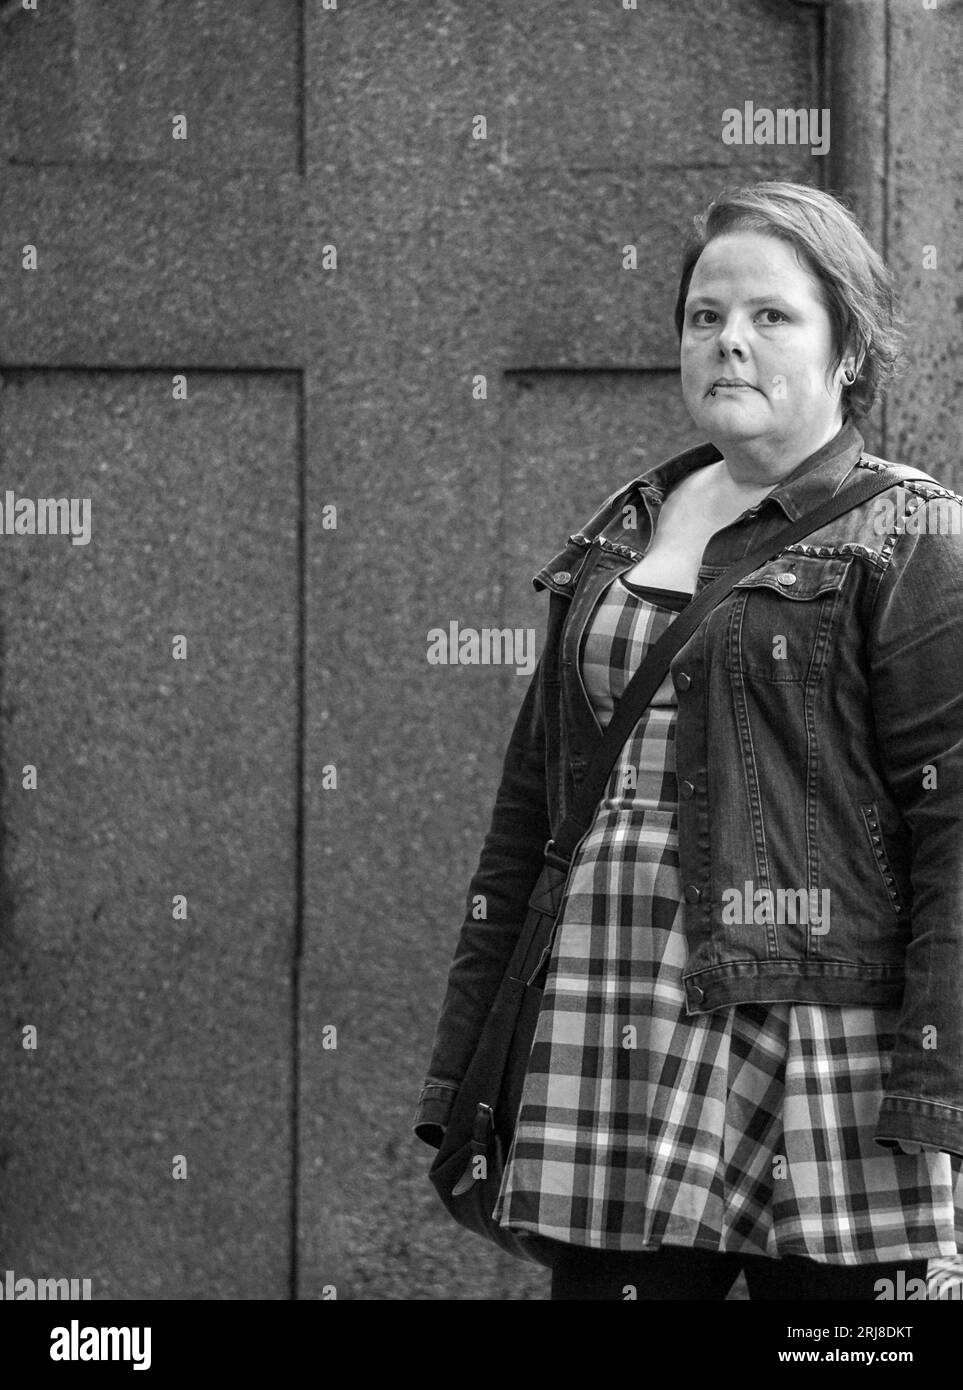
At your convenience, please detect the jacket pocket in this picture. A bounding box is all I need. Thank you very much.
[724,553,852,684]
[858,800,904,916]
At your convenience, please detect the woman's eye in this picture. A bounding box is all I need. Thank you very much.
[688,308,787,327]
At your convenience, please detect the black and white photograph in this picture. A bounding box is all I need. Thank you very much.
[1,0,962,1357]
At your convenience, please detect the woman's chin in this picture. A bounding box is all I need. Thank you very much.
[687,397,768,438]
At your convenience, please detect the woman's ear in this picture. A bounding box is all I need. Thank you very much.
[848,335,867,379]
[836,337,863,390]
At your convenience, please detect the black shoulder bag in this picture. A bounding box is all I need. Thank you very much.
[428,464,907,1267]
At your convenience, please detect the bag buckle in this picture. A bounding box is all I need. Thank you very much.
[543,838,572,872]
[471,1102,494,1149]
[525,941,555,988]
[451,1103,495,1196]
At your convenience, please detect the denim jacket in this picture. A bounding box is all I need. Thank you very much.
[415,421,963,1158]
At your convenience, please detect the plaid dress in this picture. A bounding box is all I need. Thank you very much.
[493,574,963,1265]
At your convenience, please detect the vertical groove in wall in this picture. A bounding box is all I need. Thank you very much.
[815,1,827,187]
[291,0,308,1295]
[822,0,888,457]
[881,0,891,457]
[496,8,511,731]
[297,0,306,179]
[289,0,308,1288]
[0,380,5,963]
[291,372,307,1300]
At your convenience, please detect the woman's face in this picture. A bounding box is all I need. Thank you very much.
[680,230,847,464]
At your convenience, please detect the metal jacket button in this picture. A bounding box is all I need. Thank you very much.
[690,985,705,1004]
[552,570,572,584]
[684,884,702,903]
[777,572,797,586]
[676,672,692,690]
[680,780,695,798]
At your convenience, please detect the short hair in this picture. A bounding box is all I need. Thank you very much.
[672,181,903,422]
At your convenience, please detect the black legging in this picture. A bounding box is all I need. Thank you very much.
[549,1241,928,1301]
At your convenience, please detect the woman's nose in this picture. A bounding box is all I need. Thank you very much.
[715,314,750,358]
[717,328,747,359]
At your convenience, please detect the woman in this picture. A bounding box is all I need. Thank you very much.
[414,181,963,1300]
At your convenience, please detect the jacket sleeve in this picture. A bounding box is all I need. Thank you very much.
[867,490,963,1157]
[412,655,553,1148]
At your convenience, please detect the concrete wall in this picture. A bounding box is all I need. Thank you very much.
[0,0,960,1301]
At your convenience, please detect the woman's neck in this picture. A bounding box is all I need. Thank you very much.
[714,416,845,488]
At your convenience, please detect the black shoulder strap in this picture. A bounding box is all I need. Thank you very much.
[547,466,904,864]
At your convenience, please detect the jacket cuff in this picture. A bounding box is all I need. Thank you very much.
[412,1082,459,1149]
[875,1095,963,1159]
